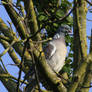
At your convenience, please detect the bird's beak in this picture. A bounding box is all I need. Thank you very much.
[68,30,72,33]
[67,30,72,36]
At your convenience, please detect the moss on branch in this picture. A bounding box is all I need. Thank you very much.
[0,65,22,92]
[1,0,28,39]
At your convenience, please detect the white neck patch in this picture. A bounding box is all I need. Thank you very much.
[53,33,60,39]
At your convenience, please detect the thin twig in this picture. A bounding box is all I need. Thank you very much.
[0,40,16,57]
[85,0,92,6]
[6,63,20,66]
[41,6,73,28]
[7,20,13,31]
[20,37,52,46]
[81,85,92,88]
[20,38,41,91]
[87,18,92,21]
[0,74,28,85]
[28,48,41,92]
[16,40,27,92]
[32,38,52,43]
[90,29,92,53]
[53,7,73,23]
[0,35,11,42]
[0,58,8,73]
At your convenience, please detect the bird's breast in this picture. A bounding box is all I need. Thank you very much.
[47,38,67,72]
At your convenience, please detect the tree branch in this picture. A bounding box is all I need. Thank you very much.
[0,73,28,85]
[79,29,92,92]
[0,65,22,92]
[0,18,32,66]
[0,39,27,73]
[1,0,28,39]
[0,35,11,42]
[68,53,92,92]
[79,63,92,92]
[0,40,16,57]
[85,0,92,6]
[24,0,41,40]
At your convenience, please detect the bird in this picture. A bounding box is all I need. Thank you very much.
[44,25,71,73]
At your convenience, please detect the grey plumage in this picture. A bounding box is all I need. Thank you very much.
[44,25,71,72]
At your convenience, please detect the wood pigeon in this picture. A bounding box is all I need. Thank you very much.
[44,25,71,73]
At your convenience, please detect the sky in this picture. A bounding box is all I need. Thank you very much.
[0,0,92,92]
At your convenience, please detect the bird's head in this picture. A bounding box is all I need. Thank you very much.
[57,25,72,34]
[53,25,72,39]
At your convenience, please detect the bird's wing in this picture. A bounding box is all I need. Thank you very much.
[43,41,56,59]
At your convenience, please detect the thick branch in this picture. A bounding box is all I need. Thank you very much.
[72,1,88,91]
[0,18,16,39]
[77,0,87,58]
[24,0,41,40]
[73,0,87,70]
[79,29,92,92]
[73,0,82,71]
[68,53,92,92]
[79,62,92,92]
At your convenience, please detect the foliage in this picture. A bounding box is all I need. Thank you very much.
[0,0,92,92]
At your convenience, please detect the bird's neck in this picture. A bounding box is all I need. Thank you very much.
[53,33,65,40]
